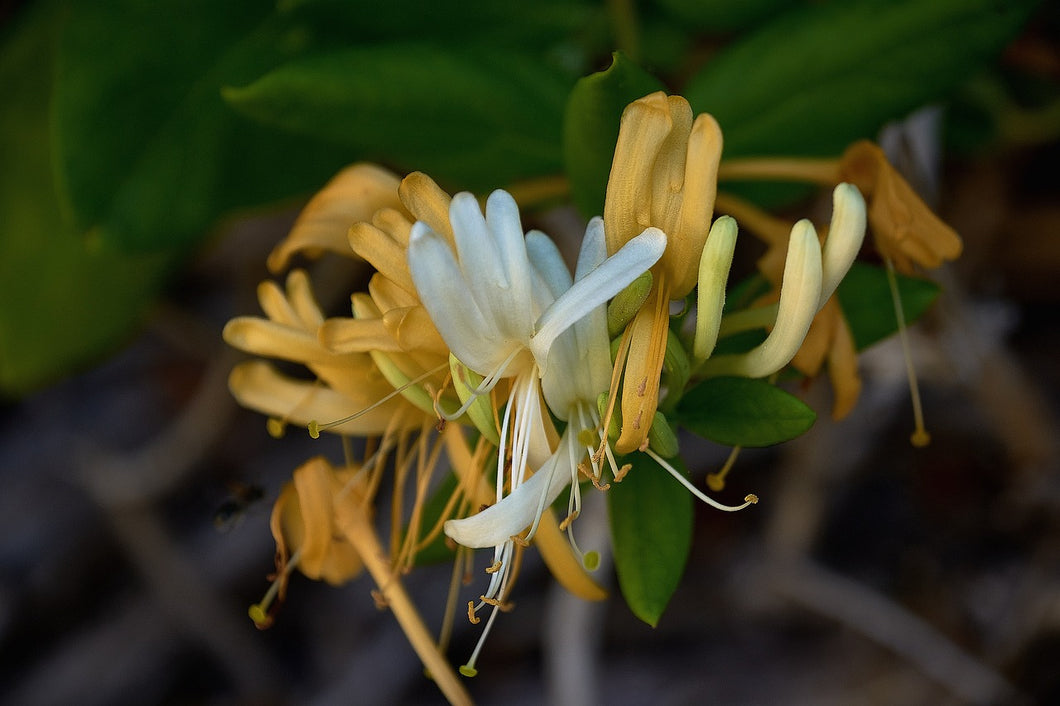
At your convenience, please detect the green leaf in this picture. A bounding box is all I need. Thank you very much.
[655,0,801,32]
[52,0,352,252]
[838,262,941,351]
[608,453,693,627]
[675,376,816,446]
[684,0,1040,159]
[224,44,572,193]
[562,52,665,218]
[0,4,177,396]
[281,0,597,47]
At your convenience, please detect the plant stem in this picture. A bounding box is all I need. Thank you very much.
[337,507,474,706]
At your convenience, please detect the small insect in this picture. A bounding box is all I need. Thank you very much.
[213,481,265,532]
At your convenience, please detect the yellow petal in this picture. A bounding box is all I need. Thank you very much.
[268,163,404,273]
[285,269,325,328]
[790,296,838,377]
[223,317,359,366]
[382,306,449,356]
[228,360,409,436]
[839,141,962,273]
[667,112,722,296]
[274,457,366,586]
[616,286,669,454]
[320,316,404,354]
[398,171,454,246]
[347,222,416,294]
[256,280,300,327]
[604,91,673,252]
[827,308,862,420]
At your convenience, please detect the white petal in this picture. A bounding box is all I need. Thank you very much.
[818,183,866,309]
[525,229,571,301]
[531,226,666,363]
[408,222,502,372]
[443,437,574,549]
[574,217,607,280]
[486,189,533,311]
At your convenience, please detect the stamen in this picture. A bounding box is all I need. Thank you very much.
[484,560,503,574]
[248,547,303,629]
[706,446,742,492]
[884,257,931,447]
[308,362,448,436]
[645,448,759,512]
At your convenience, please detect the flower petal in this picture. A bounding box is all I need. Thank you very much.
[444,437,574,549]
[532,227,666,363]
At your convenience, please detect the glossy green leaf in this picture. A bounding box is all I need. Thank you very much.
[838,262,941,351]
[0,4,177,396]
[675,376,816,446]
[224,44,571,193]
[52,0,351,252]
[562,53,665,218]
[608,453,693,627]
[684,0,1040,158]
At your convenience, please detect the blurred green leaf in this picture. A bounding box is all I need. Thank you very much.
[675,376,816,446]
[656,0,801,32]
[562,52,665,218]
[685,0,1040,158]
[608,453,693,627]
[0,4,177,396]
[281,0,597,47]
[52,0,351,252]
[224,44,572,192]
[838,262,941,350]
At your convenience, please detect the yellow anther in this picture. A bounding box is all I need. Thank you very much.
[745,494,759,504]
[558,511,580,531]
[613,464,631,483]
[484,560,503,574]
[467,601,480,625]
[307,420,320,439]
[266,418,286,438]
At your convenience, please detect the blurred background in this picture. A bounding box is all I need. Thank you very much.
[2,1,1060,704]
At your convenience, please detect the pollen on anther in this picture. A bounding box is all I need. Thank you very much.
[467,600,480,625]
[744,494,759,504]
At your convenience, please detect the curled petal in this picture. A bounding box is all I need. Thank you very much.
[268,163,403,273]
[701,219,823,378]
[818,183,867,309]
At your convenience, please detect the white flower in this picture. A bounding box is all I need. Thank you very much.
[408,190,665,676]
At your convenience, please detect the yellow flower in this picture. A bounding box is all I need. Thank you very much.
[839,140,963,274]
[603,91,723,453]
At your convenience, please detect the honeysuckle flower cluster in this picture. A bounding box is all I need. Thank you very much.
[222,91,960,702]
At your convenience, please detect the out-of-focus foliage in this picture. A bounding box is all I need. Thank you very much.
[0,4,175,396]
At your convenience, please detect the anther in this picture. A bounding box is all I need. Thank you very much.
[484,560,503,574]
[467,601,480,625]
[266,418,286,438]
